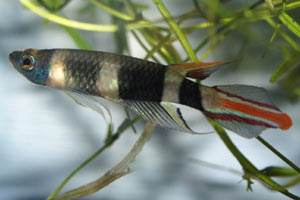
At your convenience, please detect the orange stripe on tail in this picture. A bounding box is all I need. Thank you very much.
[201,84,292,138]
[219,97,292,130]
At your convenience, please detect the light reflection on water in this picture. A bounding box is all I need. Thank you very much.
[0,1,299,200]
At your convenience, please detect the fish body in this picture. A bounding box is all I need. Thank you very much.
[9,49,292,138]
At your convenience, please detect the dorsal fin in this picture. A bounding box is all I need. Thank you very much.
[169,61,230,80]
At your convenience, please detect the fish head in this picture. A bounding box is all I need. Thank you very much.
[9,49,50,86]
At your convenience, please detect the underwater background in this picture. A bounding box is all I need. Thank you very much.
[1,1,300,199]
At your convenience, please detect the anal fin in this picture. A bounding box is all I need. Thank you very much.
[124,100,212,134]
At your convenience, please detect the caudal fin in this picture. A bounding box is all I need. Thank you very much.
[201,85,292,138]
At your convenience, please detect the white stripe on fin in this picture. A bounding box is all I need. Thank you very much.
[214,85,279,111]
[124,100,188,132]
[213,117,267,138]
[160,102,195,133]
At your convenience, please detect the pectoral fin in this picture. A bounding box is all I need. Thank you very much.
[65,90,112,124]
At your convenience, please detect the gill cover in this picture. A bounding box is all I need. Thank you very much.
[9,49,52,85]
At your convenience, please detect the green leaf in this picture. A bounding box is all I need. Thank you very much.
[138,28,181,64]
[279,12,300,38]
[262,23,279,58]
[266,18,300,51]
[62,26,92,50]
[130,30,160,63]
[295,88,300,97]
[144,32,172,60]
[208,118,289,194]
[257,136,300,175]
[37,0,70,12]
[270,58,289,83]
[283,176,300,189]
[153,0,197,62]
[88,0,134,21]
[264,0,275,13]
[270,53,300,83]
[279,70,300,102]
[21,0,118,32]
[261,166,299,177]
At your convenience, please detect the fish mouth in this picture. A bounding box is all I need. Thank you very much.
[8,52,15,65]
[9,50,24,69]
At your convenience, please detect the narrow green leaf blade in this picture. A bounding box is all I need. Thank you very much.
[295,88,300,96]
[270,53,300,83]
[153,0,197,62]
[294,89,300,102]
[264,0,275,13]
[62,26,92,50]
[262,24,279,58]
[270,58,289,83]
[88,0,134,21]
[37,0,70,12]
[279,12,300,38]
[261,166,299,177]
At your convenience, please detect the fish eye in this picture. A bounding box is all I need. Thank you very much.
[21,55,35,70]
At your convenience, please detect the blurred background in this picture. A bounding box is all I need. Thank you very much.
[1,1,300,199]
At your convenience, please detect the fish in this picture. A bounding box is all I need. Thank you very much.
[9,48,292,138]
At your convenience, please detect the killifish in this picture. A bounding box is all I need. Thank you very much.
[9,49,292,138]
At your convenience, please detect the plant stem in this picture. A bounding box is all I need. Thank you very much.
[20,0,118,32]
[211,119,300,200]
[88,0,134,21]
[153,0,198,61]
[266,18,300,51]
[144,32,172,60]
[47,140,109,200]
[20,0,167,33]
[154,1,300,199]
[47,117,140,200]
[54,121,156,200]
[257,136,300,174]
[130,30,160,63]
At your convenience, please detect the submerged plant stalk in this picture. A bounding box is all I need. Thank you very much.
[53,122,156,200]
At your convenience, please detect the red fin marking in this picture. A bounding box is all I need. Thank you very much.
[171,61,226,69]
[170,61,230,80]
[204,112,276,128]
[213,86,281,111]
[220,98,292,130]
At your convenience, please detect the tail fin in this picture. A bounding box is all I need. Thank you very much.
[201,85,292,138]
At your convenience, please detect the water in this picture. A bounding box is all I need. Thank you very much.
[0,1,299,200]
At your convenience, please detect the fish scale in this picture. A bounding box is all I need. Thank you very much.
[65,53,102,95]
[9,48,292,139]
[118,54,166,102]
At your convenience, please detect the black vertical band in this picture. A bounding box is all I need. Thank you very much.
[179,79,204,111]
[118,55,166,102]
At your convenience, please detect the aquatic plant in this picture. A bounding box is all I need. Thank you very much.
[19,0,300,199]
